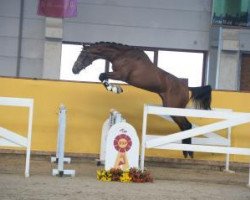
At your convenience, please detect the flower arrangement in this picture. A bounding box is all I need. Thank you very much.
[97,167,153,183]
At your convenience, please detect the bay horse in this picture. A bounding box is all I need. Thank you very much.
[72,42,212,158]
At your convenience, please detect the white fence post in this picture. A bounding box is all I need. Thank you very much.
[51,105,75,177]
[0,97,34,177]
[140,104,148,171]
[225,126,232,172]
[248,164,250,187]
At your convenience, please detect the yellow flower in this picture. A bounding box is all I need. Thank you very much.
[97,169,112,181]
[120,171,132,182]
[97,168,154,183]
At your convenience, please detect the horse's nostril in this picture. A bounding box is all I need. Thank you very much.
[72,66,78,74]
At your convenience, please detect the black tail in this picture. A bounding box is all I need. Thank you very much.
[189,85,212,110]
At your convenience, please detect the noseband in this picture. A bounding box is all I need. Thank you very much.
[74,53,94,71]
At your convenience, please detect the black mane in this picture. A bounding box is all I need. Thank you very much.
[83,41,142,52]
[93,42,133,50]
[82,41,150,61]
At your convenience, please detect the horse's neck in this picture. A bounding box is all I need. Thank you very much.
[91,48,122,63]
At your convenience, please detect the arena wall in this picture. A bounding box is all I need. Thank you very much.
[0,77,250,163]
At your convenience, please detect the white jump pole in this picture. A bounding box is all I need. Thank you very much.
[224,126,233,173]
[51,105,75,177]
[25,102,34,177]
[140,105,148,171]
[248,164,250,187]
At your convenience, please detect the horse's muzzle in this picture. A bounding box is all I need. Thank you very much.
[72,62,83,74]
[72,66,79,74]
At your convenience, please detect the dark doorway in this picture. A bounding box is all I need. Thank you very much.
[240,53,250,91]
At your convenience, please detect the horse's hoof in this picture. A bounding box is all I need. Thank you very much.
[183,151,188,158]
[188,151,194,159]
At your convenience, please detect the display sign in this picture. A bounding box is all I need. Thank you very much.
[37,0,77,18]
[105,123,139,171]
[212,0,250,27]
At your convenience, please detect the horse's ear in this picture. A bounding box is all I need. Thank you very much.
[82,43,86,50]
[82,43,91,50]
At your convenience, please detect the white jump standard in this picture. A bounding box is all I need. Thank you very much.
[97,109,125,165]
[140,104,250,187]
[97,109,139,171]
[0,97,34,177]
[51,105,75,177]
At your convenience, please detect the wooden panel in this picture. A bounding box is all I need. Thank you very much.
[79,0,211,12]
[240,54,250,91]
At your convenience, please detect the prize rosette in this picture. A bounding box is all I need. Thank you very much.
[113,131,132,170]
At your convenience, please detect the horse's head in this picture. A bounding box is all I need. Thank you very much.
[72,45,98,74]
[72,42,124,74]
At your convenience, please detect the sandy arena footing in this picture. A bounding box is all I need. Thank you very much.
[0,153,249,200]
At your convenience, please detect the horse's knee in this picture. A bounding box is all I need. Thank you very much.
[178,120,192,131]
[184,122,192,130]
[182,138,191,144]
[99,73,107,82]
[182,122,192,144]
[181,121,192,144]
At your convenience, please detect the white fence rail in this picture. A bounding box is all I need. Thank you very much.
[0,97,34,177]
[140,104,250,186]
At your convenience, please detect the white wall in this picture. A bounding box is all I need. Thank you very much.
[0,0,20,76]
[0,0,45,78]
[63,0,212,50]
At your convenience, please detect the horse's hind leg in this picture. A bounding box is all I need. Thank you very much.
[171,116,193,158]
[160,92,193,158]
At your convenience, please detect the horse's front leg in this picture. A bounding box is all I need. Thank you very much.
[99,73,123,94]
[99,73,112,91]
